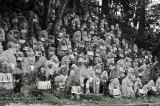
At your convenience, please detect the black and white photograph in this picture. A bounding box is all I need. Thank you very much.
[0,0,160,106]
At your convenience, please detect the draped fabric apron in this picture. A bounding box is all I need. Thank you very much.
[37,81,51,90]
[71,86,82,95]
[0,73,14,90]
[113,88,121,96]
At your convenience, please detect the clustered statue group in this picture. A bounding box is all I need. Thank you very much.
[0,1,159,100]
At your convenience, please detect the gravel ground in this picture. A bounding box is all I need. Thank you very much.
[5,103,160,106]
[5,103,53,106]
[3,93,160,106]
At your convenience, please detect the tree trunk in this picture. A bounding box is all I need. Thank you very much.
[133,0,140,27]
[137,0,145,48]
[152,33,160,59]
[52,0,68,36]
[102,0,108,15]
[75,0,81,15]
[43,0,51,30]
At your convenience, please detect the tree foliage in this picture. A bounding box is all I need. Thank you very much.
[0,0,160,41]
[146,4,160,35]
[81,0,99,5]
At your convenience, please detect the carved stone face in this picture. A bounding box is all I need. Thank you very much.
[130,72,136,81]
[7,31,15,40]
[51,14,56,21]
[48,52,54,59]
[125,43,128,48]
[72,20,75,26]
[49,38,55,44]
[7,41,15,49]
[75,15,79,21]
[100,23,104,28]
[84,16,88,21]
[64,17,68,26]
[77,24,80,29]
[12,18,18,25]
[3,22,9,32]
[103,14,106,18]
[122,39,126,46]
[115,24,119,29]
[40,67,46,75]
[111,25,114,30]
[71,12,75,18]
[81,27,84,32]
[78,62,84,67]
[88,17,92,23]
[82,31,87,37]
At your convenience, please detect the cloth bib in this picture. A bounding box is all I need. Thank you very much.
[87,51,94,56]
[138,89,146,94]
[19,39,25,44]
[33,19,38,22]
[59,82,65,88]
[29,65,35,71]
[21,29,27,33]
[17,57,23,61]
[41,37,45,42]
[36,51,42,56]
[120,67,125,72]
[61,45,68,51]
